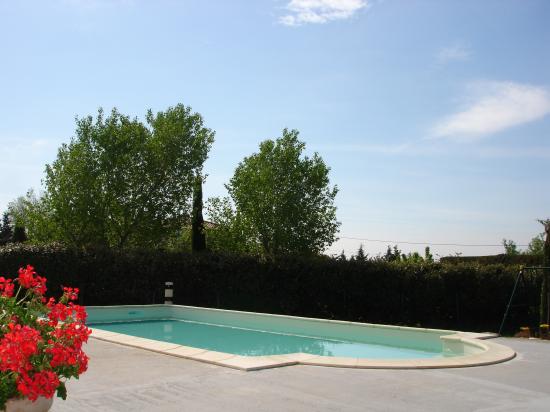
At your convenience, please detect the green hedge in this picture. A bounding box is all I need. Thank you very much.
[0,244,540,334]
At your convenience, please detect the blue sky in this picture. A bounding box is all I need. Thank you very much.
[1,0,549,257]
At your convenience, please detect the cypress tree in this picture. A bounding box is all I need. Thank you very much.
[191,174,206,252]
[355,244,366,262]
[425,246,434,263]
[0,212,13,245]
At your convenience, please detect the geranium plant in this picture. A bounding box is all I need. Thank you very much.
[0,265,90,409]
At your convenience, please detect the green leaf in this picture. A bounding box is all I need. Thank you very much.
[56,381,67,400]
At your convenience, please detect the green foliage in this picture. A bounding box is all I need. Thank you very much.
[403,251,423,263]
[384,245,401,262]
[205,197,259,254]
[382,245,434,263]
[225,128,340,256]
[0,243,539,334]
[502,239,520,255]
[167,226,193,252]
[8,191,62,244]
[0,373,17,409]
[17,105,214,249]
[527,233,545,256]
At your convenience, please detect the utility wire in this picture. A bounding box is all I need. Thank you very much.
[339,236,529,247]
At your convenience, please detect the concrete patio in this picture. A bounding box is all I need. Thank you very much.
[54,337,550,411]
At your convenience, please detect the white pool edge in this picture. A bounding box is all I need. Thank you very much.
[87,304,516,371]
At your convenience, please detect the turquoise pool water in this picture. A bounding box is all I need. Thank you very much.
[90,319,444,359]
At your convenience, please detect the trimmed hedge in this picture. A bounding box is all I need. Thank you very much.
[0,244,541,335]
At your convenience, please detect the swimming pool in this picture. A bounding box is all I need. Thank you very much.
[87,305,515,371]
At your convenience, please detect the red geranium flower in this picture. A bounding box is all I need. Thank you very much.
[0,265,90,408]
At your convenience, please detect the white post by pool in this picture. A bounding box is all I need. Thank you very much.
[164,281,173,305]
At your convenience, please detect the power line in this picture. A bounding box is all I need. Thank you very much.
[339,236,529,247]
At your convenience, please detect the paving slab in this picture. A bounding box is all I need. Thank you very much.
[52,338,550,412]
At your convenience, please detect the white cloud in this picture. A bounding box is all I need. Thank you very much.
[279,0,369,26]
[437,44,471,63]
[432,81,550,140]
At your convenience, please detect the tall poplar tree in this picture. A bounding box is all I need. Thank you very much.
[225,128,340,256]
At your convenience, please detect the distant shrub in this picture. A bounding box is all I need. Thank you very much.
[440,254,542,266]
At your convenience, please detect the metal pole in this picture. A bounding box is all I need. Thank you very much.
[498,268,523,336]
[164,281,174,305]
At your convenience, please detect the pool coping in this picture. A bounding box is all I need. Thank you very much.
[87,305,516,371]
